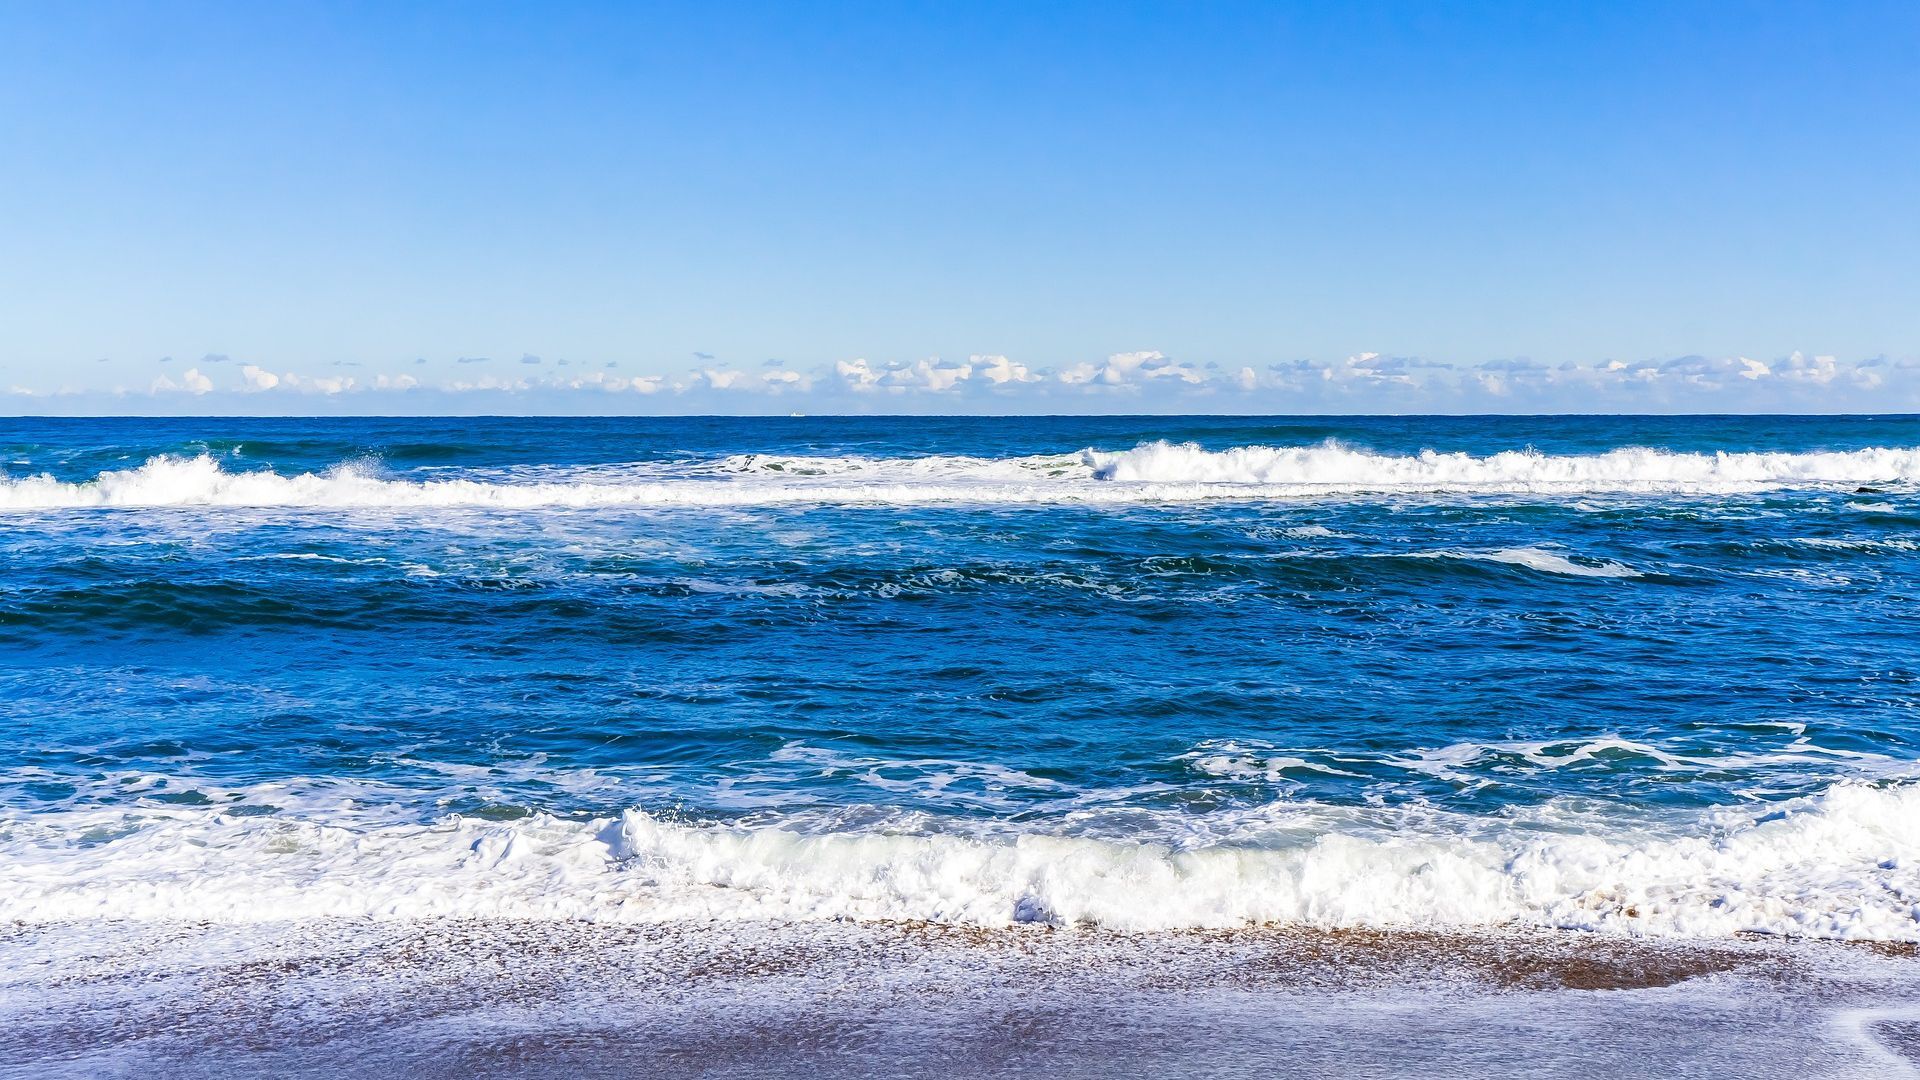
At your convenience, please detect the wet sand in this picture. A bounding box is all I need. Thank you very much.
[2,920,1917,1078]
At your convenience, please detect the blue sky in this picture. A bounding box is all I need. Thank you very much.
[3,1,1917,414]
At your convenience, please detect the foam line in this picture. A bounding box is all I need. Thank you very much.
[5,781,1920,939]
[3,441,1917,510]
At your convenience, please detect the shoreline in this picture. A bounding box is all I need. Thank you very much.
[5,918,1918,1077]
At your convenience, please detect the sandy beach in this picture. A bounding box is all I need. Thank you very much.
[5,920,1917,1078]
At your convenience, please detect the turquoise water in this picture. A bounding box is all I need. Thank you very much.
[3,415,1920,935]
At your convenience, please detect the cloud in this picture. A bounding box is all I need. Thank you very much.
[835,357,975,392]
[286,373,357,394]
[829,354,1042,394]
[836,358,883,389]
[151,367,213,394]
[64,347,1911,413]
[975,355,1038,385]
[889,359,973,391]
[1057,351,1205,388]
[446,374,528,392]
[702,367,810,392]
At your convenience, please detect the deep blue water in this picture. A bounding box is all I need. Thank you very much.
[4,415,1920,934]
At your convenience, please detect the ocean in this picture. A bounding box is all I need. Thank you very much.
[4,414,1920,1076]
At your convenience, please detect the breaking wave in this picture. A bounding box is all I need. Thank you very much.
[6,781,1920,940]
[3,440,1919,510]
[1083,441,1920,492]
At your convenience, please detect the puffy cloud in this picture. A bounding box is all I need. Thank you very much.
[835,357,973,392]
[1777,351,1839,384]
[975,355,1037,385]
[836,358,883,389]
[85,347,1913,411]
[1058,350,1204,387]
[151,367,213,394]
[289,374,356,394]
[889,359,972,391]
[706,369,792,391]
[552,370,670,394]
[446,374,529,392]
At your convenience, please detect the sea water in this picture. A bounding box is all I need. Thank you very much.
[3,414,1920,940]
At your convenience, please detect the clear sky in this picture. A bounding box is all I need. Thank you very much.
[3,1,1917,414]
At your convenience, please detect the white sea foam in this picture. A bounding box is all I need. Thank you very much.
[1798,536,1920,553]
[1083,441,1920,493]
[4,441,1919,510]
[1454,547,1644,578]
[5,781,1920,940]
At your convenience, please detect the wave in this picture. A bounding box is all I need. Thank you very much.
[0,453,1089,509]
[5,781,1920,939]
[1083,441,1920,492]
[3,441,1918,510]
[1448,547,1644,578]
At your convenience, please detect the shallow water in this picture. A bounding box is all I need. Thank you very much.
[3,415,1920,937]
[2,921,1915,1079]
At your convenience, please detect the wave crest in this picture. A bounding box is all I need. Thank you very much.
[3,441,1918,510]
[6,782,1920,939]
[1083,440,1920,492]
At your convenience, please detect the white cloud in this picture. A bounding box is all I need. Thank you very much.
[889,359,972,391]
[974,355,1037,385]
[1777,351,1839,384]
[836,358,884,389]
[683,367,813,393]
[289,374,356,394]
[80,348,1918,411]
[447,375,530,392]
[834,357,973,392]
[1057,350,1205,388]
[151,367,213,395]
